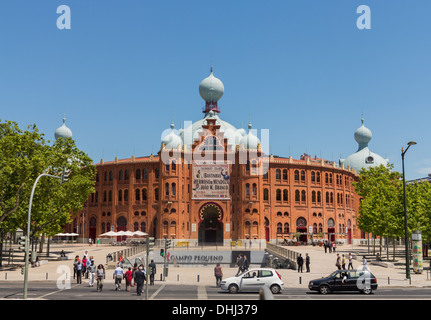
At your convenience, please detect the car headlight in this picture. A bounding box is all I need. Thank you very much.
[309,282,313,286]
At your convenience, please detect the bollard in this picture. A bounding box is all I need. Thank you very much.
[177,274,179,282]
[160,273,163,281]
[388,277,390,285]
[5,273,7,280]
[197,274,200,282]
[46,273,48,280]
[299,276,302,284]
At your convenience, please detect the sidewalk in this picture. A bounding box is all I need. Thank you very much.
[1,243,430,289]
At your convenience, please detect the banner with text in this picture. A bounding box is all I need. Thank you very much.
[192,164,230,199]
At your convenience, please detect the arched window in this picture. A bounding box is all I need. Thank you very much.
[295,190,300,202]
[124,189,129,202]
[317,191,321,203]
[252,183,257,196]
[313,223,318,234]
[134,222,139,231]
[103,190,107,202]
[143,168,148,180]
[276,169,281,180]
[311,171,315,182]
[142,189,147,201]
[301,170,305,182]
[109,171,113,181]
[263,188,269,201]
[245,221,251,236]
[136,169,141,180]
[154,188,159,201]
[124,170,129,180]
[316,172,320,183]
[294,170,299,181]
[277,211,282,217]
[141,222,146,232]
[301,190,306,202]
[276,189,282,201]
[319,223,323,233]
[246,183,250,196]
[119,170,123,181]
[104,171,108,181]
[283,169,288,180]
[165,183,169,196]
[135,189,140,201]
[134,211,139,216]
[172,183,176,196]
[109,190,112,202]
[172,160,176,171]
[284,223,289,234]
[171,221,177,237]
[312,191,316,203]
[118,190,122,202]
[155,168,159,179]
[277,223,283,234]
[283,189,288,202]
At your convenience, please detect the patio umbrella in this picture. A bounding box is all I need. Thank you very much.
[99,231,118,237]
[132,231,148,236]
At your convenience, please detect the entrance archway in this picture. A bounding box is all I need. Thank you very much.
[89,217,97,241]
[116,216,127,241]
[296,217,307,243]
[198,203,223,245]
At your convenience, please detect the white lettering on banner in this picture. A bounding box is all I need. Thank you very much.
[192,164,230,199]
[357,5,371,30]
[57,5,71,30]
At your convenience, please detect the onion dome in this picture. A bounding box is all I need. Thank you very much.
[161,122,182,150]
[240,122,260,150]
[199,67,224,113]
[340,117,388,173]
[354,117,372,151]
[54,117,73,140]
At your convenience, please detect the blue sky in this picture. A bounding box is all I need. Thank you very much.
[0,0,430,180]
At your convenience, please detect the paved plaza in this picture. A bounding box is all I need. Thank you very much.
[1,242,430,290]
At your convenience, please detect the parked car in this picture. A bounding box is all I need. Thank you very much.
[308,269,378,294]
[220,268,284,294]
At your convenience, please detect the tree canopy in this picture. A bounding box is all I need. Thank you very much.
[0,119,96,239]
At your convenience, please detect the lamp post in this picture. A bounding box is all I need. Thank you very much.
[401,141,417,280]
[23,172,62,299]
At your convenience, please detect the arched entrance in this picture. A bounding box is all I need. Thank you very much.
[89,217,97,241]
[296,217,307,243]
[117,216,127,241]
[198,203,223,245]
[328,218,335,242]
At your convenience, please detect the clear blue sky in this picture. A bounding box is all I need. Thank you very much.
[0,0,430,180]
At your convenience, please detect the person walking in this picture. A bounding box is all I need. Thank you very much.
[124,267,133,292]
[235,254,243,276]
[96,264,105,292]
[242,255,249,273]
[305,253,310,272]
[335,254,341,270]
[88,259,96,287]
[82,255,88,278]
[134,265,146,296]
[332,242,337,253]
[362,256,369,271]
[75,259,83,284]
[348,253,354,270]
[149,259,157,285]
[297,254,304,273]
[113,264,124,291]
[324,241,328,253]
[341,254,346,270]
[73,255,79,280]
[214,263,223,287]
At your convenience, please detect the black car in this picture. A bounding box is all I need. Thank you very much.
[308,269,378,294]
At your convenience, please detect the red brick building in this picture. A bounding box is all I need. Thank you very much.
[67,69,362,246]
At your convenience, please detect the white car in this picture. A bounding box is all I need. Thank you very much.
[220,268,284,294]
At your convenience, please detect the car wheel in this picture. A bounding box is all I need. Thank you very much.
[319,284,331,294]
[228,284,239,294]
[362,286,372,295]
[270,284,281,294]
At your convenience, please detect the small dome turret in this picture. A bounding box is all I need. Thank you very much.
[54,117,73,140]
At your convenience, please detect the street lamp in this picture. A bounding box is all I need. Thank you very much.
[401,141,417,280]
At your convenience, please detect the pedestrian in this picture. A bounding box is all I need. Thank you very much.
[132,263,138,287]
[305,253,310,272]
[348,253,354,270]
[113,264,124,291]
[73,255,79,279]
[324,241,328,253]
[235,254,243,276]
[242,255,249,273]
[82,255,88,277]
[341,254,346,269]
[88,259,96,287]
[333,242,336,252]
[124,267,133,292]
[75,259,83,284]
[297,254,304,273]
[149,259,157,285]
[214,263,223,287]
[335,254,341,270]
[134,265,146,296]
[96,264,105,292]
[362,256,369,271]
[328,242,332,253]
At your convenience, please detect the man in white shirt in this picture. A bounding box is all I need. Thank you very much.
[113,264,124,291]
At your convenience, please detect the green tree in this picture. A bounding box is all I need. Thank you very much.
[0,120,95,259]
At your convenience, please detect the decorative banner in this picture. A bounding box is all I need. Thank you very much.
[412,230,423,274]
[192,164,230,199]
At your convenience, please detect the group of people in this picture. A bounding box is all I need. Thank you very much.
[323,241,337,253]
[235,253,250,276]
[72,249,157,295]
[296,253,311,273]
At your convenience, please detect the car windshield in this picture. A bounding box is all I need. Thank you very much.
[327,271,339,278]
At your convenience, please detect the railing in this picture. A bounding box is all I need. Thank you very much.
[266,242,299,261]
